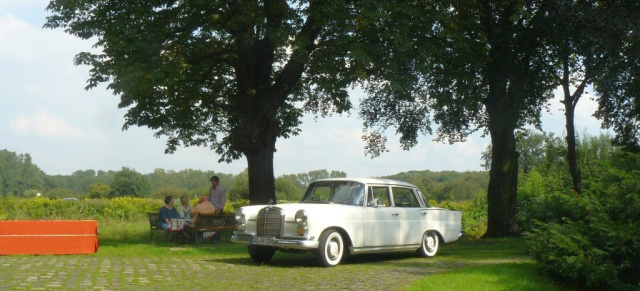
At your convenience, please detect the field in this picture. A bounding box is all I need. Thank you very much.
[0,220,563,290]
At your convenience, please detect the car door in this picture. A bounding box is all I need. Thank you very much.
[390,187,424,245]
[363,185,402,247]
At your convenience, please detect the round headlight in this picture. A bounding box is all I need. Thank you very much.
[295,210,307,225]
[235,208,245,224]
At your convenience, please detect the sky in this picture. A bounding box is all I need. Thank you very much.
[0,1,608,178]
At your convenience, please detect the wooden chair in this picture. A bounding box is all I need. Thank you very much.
[147,212,160,240]
[191,213,237,246]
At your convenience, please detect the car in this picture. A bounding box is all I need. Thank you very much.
[231,178,462,267]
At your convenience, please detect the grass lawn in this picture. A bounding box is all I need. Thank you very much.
[0,220,562,290]
[405,262,562,291]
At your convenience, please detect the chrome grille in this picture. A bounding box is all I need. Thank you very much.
[256,207,284,238]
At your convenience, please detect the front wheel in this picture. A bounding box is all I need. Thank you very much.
[248,245,276,263]
[316,230,344,267]
[417,230,439,257]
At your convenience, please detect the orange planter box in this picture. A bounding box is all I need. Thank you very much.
[0,220,98,255]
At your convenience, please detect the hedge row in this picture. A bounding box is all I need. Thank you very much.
[0,197,250,221]
[0,197,486,237]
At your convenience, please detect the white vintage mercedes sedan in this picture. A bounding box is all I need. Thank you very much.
[231,178,462,267]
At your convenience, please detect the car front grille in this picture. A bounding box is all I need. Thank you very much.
[257,207,284,238]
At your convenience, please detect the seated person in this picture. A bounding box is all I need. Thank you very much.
[186,196,217,227]
[176,194,192,219]
[157,195,180,237]
[184,196,218,238]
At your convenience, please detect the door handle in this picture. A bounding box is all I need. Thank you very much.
[392,213,399,216]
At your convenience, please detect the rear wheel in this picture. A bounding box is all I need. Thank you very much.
[248,245,276,263]
[316,230,344,267]
[417,230,439,257]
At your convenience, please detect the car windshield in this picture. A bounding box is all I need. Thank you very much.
[416,189,431,207]
[300,181,365,206]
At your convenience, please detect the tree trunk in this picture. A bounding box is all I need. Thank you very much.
[231,110,280,206]
[561,57,586,194]
[245,146,277,205]
[483,125,521,237]
[482,70,521,238]
[564,102,581,194]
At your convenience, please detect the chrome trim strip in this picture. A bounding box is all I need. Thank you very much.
[231,233,319,249]
[349,244,421,254]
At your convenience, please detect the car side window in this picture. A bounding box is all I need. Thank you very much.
[392,187,420,207]
[311,185,331,201]
[369,186,391,207]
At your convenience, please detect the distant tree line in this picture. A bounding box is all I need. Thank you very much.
[0,148,492,202]
[0,151,352,201]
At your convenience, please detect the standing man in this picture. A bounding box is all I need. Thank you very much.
[209,175,226,213]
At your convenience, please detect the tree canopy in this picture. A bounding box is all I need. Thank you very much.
[108,167,153,198]
[360,0,558,237]
[357,0,640,237]
[0,150,45,197]
[44,0,384,204]
[592,1,640,151]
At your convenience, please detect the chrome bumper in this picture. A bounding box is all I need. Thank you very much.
[231,233,319,249]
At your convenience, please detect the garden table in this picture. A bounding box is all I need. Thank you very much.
[168,218,193,243]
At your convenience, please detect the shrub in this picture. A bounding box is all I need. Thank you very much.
[528,152,640,290]
[516,169,585,233]
[0,197,163,221]
[225,199,249,214]
[436,194,487,238]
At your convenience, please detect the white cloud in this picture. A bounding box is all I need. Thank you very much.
[10,110,86,139]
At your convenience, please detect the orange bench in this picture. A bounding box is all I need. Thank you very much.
[0,220,98,255]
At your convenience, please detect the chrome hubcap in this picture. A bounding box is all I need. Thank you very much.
[328,240,339,258]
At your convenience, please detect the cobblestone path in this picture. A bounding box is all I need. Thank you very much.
[0,253,480,290]
[0,248,530,290]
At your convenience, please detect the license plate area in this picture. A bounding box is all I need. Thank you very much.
[250,237,275,246]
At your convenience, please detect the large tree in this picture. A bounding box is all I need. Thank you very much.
[109,167,152,198]
[45,0,375,204]
[360,0,557,237]
[593,1,640,152]
[0,150,46,197]
[541,0,639,194]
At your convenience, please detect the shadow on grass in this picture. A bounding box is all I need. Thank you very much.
[97,224,530,269]
[198,247,450,268]
[405,261,565,291]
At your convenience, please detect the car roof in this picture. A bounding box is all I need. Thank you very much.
[313,178,417,188]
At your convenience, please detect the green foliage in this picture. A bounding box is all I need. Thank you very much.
[87,183,110,199]
[44,0,386,204]
[275,177,302,201]
[296,170,347,187]
[481,130,567,175]
[108,167,152,198]
[228,169,249,201]
[0,150,46,197]
[0,196,246,222]
[516,169,584,233]
[150,186,189,200]
[225,199,249,214]
[0,197,163,221]
[528,152,640,290]
[146,169,233,195]
[436,195,487,239]
[384,170,488,202]
[516,132,618,233]
[45,188,74,199]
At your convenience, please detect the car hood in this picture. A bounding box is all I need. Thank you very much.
[240,202,360,217]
